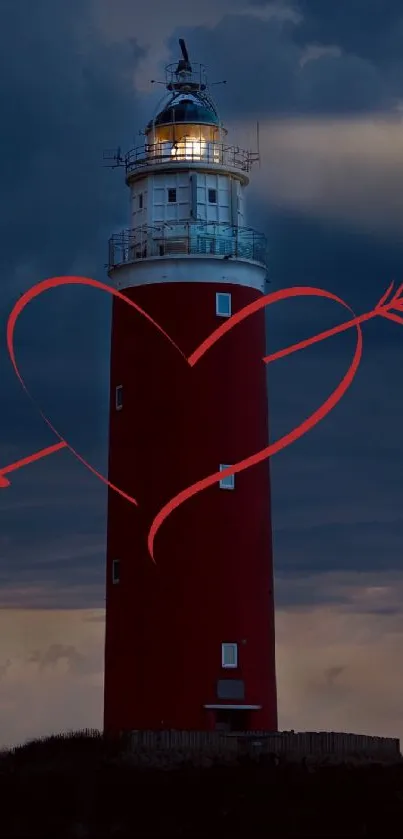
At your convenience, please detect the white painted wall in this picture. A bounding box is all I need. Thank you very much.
[130,171,245,230]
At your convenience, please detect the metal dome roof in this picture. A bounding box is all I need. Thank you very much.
[147,97,219,131]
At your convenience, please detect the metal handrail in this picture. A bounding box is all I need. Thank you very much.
[125,142,258,175]
[108,221,268,270]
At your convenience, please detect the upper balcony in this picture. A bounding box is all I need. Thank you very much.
[108,221,268,272]
[125,141,259,177]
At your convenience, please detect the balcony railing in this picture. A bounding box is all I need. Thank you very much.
[125,142,259,176]
[108,222,268,270]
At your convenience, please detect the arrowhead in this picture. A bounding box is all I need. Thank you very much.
[0,473,10,488]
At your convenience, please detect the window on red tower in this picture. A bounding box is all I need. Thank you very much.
[112,560,120,584]
[222,643,238,668]
[216,292,231,318]
[115,385,123,411]
[219,464,235,490]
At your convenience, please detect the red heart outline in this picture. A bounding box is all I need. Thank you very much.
[7,276,363,562]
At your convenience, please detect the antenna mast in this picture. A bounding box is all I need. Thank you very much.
[178,38,192,74]
[256,121,261,168]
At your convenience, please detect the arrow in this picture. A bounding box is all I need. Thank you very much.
[0,441,67,487]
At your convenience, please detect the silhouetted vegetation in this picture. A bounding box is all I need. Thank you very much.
[0,729,403,837]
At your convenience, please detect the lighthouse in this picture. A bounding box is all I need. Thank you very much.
[103,40,278,735]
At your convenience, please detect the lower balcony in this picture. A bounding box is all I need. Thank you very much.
[108,221,268,271]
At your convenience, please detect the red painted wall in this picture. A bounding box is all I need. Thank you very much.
[103,281,278,733]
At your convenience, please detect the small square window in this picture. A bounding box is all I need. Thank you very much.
[222,643,238,669]
[115,385,123,411]
[138,193,143,209]
[208,188,217,203]
[168,188,177,203]
[219,464,235,490]
[216,292,231,318]
[112,559,120,584]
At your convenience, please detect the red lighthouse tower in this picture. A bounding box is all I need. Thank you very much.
[103,40,278,735]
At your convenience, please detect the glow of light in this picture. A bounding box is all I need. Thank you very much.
[171,137,207,161]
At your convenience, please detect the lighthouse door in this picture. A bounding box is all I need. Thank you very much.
[215,708,249,732]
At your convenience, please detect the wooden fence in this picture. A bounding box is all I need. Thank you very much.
[127,729,401,762]
[5,728,400,766]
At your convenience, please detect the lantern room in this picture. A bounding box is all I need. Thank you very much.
[145,95,225,162]
[145,41,228,164]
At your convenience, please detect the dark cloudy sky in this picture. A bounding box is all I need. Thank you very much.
[1,0,403,748]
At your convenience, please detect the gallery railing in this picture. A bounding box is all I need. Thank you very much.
[108,221,268,270]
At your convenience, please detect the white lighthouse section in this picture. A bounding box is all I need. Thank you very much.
[108,48,267,293]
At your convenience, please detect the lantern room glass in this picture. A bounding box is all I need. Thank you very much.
[146,122,223,163]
